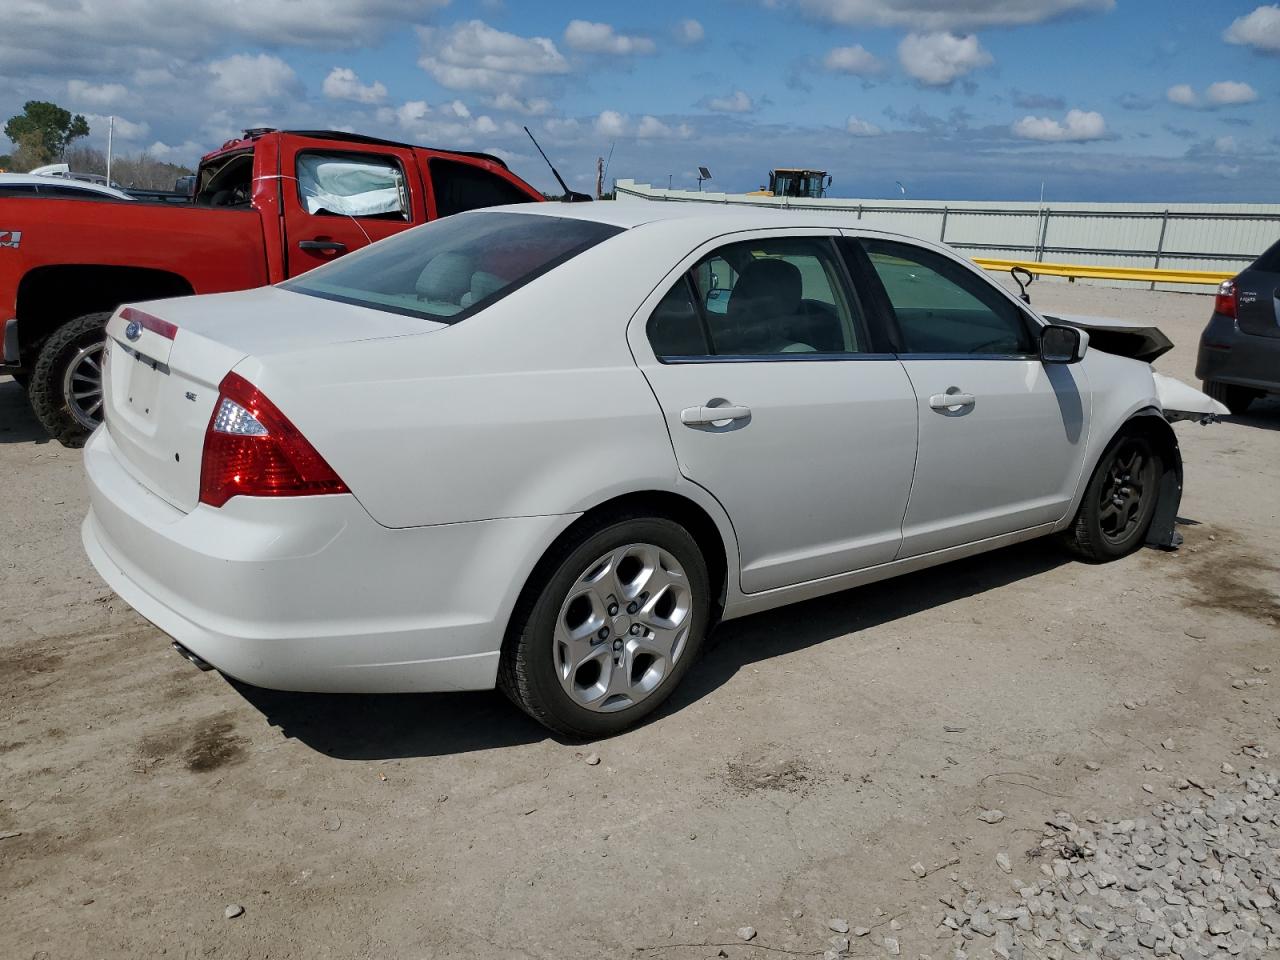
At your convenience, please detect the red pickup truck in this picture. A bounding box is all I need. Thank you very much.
[0,128,543,444]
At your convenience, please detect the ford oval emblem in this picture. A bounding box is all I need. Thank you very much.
[125,320,142,342]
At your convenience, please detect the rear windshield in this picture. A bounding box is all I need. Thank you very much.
[281,211,622,323]
[1253,238,1280,274]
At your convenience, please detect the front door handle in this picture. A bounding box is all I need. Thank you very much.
[929,392,976,410]
[680,403,752,426]
[298,239,348,253]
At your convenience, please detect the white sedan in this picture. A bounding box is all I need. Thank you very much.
[82,204,1225,737]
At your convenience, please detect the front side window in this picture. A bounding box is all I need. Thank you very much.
[647,236,862,359]
[296,152,408,219]
[282,211,621,324]
[859,239,1035,355]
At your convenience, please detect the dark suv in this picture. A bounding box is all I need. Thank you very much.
[1197,238,1280,413]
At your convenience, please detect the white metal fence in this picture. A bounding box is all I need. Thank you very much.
[614,179,1280,293]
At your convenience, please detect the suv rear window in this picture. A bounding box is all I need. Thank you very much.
[281,211,621,323]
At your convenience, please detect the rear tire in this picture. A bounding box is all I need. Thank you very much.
[1063,431,1162,563]
[498,513,711,739]
[1203,379,1256,414]
[29,312,110,448]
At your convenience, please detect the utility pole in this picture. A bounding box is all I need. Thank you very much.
[106,115,114,185]
[595,156,603,200]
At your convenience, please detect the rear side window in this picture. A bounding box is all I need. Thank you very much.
[431,159,535,217]
[859,239,1035,356]
[281,211,621,324]
[647,236,863,360]
[296,151,408,220]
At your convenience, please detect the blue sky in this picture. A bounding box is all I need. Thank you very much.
[3,1,1278,201]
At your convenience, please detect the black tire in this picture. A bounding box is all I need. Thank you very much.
[498,513,711,739]
[1203,380,1256,415]
[28,311,111,448]
[1063,431,1163,563]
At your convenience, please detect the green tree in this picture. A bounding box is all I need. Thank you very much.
[4,101,90,166]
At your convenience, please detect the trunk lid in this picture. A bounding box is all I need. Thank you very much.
[1234,267,1280,339]
[102,286,440,513]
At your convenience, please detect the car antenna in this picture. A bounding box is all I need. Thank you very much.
[524,126,592,203]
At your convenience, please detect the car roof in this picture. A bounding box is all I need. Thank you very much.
[485,198,907,236]
[0,173,133,198]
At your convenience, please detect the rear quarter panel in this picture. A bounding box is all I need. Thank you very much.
[235,224,701,530]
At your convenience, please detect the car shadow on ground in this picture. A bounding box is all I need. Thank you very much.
[1226,396,1280,432]
[232,537,1072,760]
[0,378,50,444]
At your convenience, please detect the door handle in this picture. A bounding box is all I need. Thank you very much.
[929,392,976,410]
[298,239,348,253]
[680,403,752,426]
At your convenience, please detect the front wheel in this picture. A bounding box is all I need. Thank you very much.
[1063,432,1162,563]
[28,312,111,447]
[499,515,711,738]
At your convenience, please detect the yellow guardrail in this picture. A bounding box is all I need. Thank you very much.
[973,257,1232,287]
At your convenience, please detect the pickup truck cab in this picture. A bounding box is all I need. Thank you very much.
[0,128,543,444]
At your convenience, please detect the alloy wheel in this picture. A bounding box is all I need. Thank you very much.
[553,542,694,713]
[62,341,105,430]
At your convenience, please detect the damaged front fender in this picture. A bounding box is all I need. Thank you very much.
[1152,372,1230,424]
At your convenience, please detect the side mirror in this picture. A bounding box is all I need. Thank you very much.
[1041,325,1089,364]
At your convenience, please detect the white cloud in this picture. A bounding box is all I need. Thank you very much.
[85,113,150,141]
[442,99,471,118]
[822,44,884,75]
[675,18,705,44]
[898,32,992,86]
[636,115,693,139]
[489,92,552,115]
[1011,108,1107,142]
[1214,135,1238,154]
[846,116,883,136]
[544,117,581,137]
[395,100,430,127]
[595,110,628,137]
[1167,81,1259,108]
[67,79,128,107]
[417,20,569,93]
[1206,80,1259,105]
[564,20,656,55]
[705,90,756,113]
[208,53,299,104]
[474,115,498,134]
[147,139,205,162]
[787,0,1113,30]
[1224,5,1280,53]
[321,67,387,104]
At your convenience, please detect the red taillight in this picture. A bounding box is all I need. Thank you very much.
[1214,279,1237,318]
[199,372,348,508]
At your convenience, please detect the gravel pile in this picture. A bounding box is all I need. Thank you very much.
[931,769,1280,959]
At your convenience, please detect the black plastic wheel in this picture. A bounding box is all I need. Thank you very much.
[1063,432,1162,563]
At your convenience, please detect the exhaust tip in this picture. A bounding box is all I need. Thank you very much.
[171,641,214,672]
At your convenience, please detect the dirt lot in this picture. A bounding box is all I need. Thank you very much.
[1,282,1277,960]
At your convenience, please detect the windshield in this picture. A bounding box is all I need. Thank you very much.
[281,211,622,323]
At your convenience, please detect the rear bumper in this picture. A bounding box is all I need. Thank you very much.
[82,426,577,693]
[1196,313,1280,394]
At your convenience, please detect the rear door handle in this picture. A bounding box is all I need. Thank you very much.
[680,403,752,426]
[298,239,348,253]
[929,392,976,410]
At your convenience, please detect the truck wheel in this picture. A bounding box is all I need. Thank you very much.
[29,312,111,448]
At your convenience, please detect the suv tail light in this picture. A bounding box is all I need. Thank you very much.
[1214,279,1237,318]
[199,372,348,508]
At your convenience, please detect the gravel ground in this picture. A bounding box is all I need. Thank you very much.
[1,280,1278,960]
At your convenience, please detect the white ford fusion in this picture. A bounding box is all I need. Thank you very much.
[82,203,1225,737]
